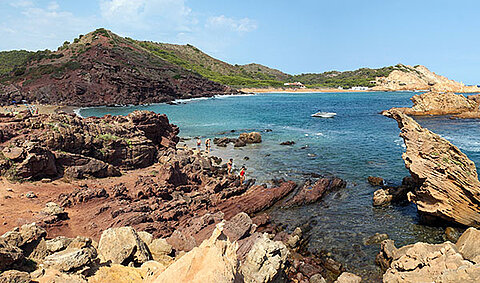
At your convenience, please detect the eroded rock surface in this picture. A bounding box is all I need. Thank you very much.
[384,109,480,227]
[387,91,478,116]
[378,228,480,283]
[0,110,179,180]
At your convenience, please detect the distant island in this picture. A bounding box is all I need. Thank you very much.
[0,28,478,107]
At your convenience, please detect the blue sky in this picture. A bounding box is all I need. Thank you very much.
[1,0,479,84]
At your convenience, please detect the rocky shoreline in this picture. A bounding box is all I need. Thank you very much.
[0,110,357,282]
[3,95,480,282]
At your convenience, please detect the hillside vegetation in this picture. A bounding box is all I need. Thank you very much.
[1,28,432,91]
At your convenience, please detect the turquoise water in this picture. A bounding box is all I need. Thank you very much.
[80,92,480,281]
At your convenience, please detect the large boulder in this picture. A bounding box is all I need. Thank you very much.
[384,109,480,226]
[238,132,262,144]
[284,177,346,207]
[151,222,240,283]
[456,227,480,264]
[0,238,24,271]
[97,227,152,266]
[0,270,31,283]
[378,232,480,283]
[241,233,289,283]
[1,223,47,256]
[43,247,97,272]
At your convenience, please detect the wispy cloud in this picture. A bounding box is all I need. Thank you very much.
[0,0,257,55]
[206,15,257,33]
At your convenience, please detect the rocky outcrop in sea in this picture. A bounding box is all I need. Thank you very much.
[384,109,480,227]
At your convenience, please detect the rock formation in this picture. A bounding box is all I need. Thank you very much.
[377,227,480,282]
[372,64,480,93]
[0,110,178,180]
[387,91,478,116]
[384,109,480,226]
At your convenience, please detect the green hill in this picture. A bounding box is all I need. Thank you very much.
[0,28,406,92]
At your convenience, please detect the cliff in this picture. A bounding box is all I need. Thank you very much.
[384,109,480,227]
[372,64,480,93]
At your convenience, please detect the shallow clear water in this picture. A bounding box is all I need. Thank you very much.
[80,92,480,281]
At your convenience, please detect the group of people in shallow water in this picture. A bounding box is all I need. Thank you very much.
[196,138,247,184]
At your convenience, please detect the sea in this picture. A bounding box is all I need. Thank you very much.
[79,91,480,281]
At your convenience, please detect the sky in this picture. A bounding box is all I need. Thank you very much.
[1,0,479,84]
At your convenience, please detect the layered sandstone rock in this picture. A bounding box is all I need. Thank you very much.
[378,228,480,283]
[151,222,240,283]
[373,64,480,93]
[388,91,478,116]
[384,109,480,226]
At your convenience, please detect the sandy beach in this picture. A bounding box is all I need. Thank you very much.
[239,87,370,93]
[0,104,77,115]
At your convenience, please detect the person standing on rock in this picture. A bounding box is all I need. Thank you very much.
[196,138,202,151]
[205,138,211,152]
[239,166,246,184]
[227,158,233,174]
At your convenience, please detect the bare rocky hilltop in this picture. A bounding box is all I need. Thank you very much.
[372,64,480,93]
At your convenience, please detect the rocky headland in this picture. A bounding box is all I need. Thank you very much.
[385,91,479,117]
[0,110,355,282]
[372,64,480,93]
[383,109,480,227]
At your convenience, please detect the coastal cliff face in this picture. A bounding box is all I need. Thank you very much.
[384,109,480,227]
[0,29,236,107]
[372,64,480,93]
[387,91,479,116]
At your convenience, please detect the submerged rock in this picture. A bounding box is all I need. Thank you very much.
[367,176,384,186]
[238,132,262,144]
[384,109,480,227]
[334,272,362,283]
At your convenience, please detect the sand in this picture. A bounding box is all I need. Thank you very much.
[0,104,77,115]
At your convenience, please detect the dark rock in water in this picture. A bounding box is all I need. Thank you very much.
[234,139,247,147]
[375,239,396,271]
[373,189,392,206]
[213,137,236,147]
[445,227,464,243]
[238,132,262,144]
[367,176,384,186]
[280,141,295,145]
[231,130,236,133]
[363,233,389,245]
[284,177,346,207]
[244,156,250,160]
